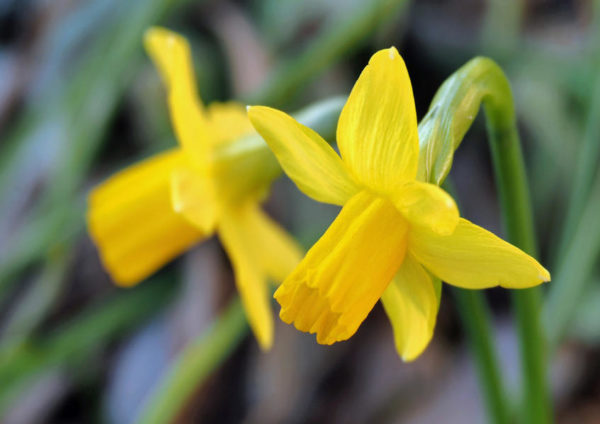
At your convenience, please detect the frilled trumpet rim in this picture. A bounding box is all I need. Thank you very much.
[275,191,408,344]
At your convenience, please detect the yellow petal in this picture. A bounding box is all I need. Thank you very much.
[218,209,274,350]
[171,166,218,234]
[392,181,459,235]
[381,254,439,361]
[240,206,303,283]
[274,191,408,344]
[248,105,359,206]
[87,150,204,286]
[207,102,254,146]
[409,218,551,289]
[144,27,212,159]
[337,47,419,193]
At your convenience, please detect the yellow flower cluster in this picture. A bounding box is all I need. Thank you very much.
[88,28,549,360]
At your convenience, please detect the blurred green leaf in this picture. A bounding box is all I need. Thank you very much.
[0,276,175,418]
[545,173,600,349]
[250,0,410,106]
[1,245,72,349]
[570,280,600,345]
[135,297,247,424]
[0,0,197,296]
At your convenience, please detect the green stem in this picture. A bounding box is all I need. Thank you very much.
[135,297,247,424]
[454,289,511,424]
[486,105,551,424]
[419,57,551,423]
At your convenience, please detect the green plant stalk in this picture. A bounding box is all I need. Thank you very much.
[418,57,550,423]
[486,108,551,424]
[514,4,600,351]
[453,288,510,424]
[419,59,513,424]
[135,297,247,424]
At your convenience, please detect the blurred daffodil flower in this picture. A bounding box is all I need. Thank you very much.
[248,47,550,360]
[87,27,301,350]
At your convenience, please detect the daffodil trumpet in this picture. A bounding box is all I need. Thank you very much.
[86,27,342,350]
[248,47,550,361]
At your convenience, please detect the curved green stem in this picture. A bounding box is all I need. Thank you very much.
[419,57,551,423]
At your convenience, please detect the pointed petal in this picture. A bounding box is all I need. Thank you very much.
[87,150,204,286]
[409,218,551,289]
[171,166,218,234]
[144,27,212,158]
[218,209,274,350]
[381,254,439,361]
[274,191,408,344]
[207,102,254,146]
[392,181,459,235]
[337,47,419,193]
[241,206,303,283]
[248,106,359,205]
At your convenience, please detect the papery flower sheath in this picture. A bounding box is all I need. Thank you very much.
[87,27,301,349]
[248,47,550,360]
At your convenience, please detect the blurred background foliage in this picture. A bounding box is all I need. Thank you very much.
[1,0,600,423]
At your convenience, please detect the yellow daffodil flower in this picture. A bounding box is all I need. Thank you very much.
[248,47,550,360]
[87,27,301,350]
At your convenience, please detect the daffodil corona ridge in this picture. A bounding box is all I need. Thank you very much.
[248,47,550,361]
[87,27,302,350]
